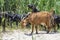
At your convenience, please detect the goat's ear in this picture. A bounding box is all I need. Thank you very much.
[49,8,55,15]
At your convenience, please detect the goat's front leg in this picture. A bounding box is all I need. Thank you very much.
[31,25,34,34]
[35,26,38,34]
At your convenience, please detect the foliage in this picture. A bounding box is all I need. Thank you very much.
[0,0,60,14]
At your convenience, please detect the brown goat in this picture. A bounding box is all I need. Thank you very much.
[21,11,55,34]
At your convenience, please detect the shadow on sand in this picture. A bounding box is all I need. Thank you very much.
[24,31,59,36]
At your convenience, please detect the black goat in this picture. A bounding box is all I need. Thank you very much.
[28,4,39,12]
[53,14,60,29]
[4,11,30,28]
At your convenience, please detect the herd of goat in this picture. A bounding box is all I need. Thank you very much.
[0,4,60,34]
[0,11,30,27]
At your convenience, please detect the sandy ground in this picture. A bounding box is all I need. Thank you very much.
[0,29,60,40]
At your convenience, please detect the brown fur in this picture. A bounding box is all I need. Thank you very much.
[21,11,54,34]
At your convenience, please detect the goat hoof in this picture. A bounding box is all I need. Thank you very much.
[36,32,38,34]
[30,32,33,35]
[54,30,57,33]
[47,31,49,34]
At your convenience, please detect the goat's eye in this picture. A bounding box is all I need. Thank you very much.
[23,22,24,23]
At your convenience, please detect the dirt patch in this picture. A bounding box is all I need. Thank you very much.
[0,29,60,40]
